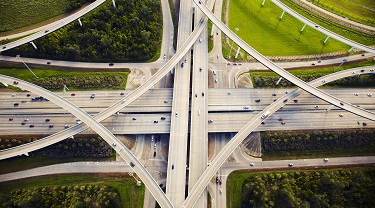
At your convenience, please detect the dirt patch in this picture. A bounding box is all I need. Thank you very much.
[160,134,169,162]
[240,132,261,158]
[208,69,214,88]
[236,73,252,88]
[116,135,136,150]
[126,68,147,89]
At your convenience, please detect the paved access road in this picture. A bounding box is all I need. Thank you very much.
[0,0,106,52]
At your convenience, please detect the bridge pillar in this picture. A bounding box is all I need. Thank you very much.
[210,24,215,36]
[234,46,240,59]
[300,23,306,32]
[324,36,330,44]
[29,41,37,50]
[280,10,285,19]
[112,0,116,8]
[276,77,283,85]
[262,0,266,6]
[78,18,82,26]
[326,105,334,112]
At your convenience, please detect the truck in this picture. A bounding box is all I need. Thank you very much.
[261,111,270,119]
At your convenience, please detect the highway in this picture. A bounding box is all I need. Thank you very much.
[182,63,374,207]
[194,0,375,122]
[0,75,174,208]
[271,0,375,54]
[0,0,107,52]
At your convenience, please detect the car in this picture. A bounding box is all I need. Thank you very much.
[49,124,54,128]
[64,125,70,128]
[26,94,31,97]
[2,46,6,49]
[317,60,321,63]
[216,177,219,183]
[199,38,202,42]
[311,63,315,66]
[255,99,260,102]
[120,92,125,95]
[154,152,156,157]
[370,69,374,72]
[47,61,51,64]
[343,59,347,62]
[352,71,356,75]
[200,19,204,24]
[361,69,365,73]
[314,105,319,108]
[250,163,254,166]
[340,102,344,106]
[12,94,15,97]
[354,93,359,96]
[13,81,18,85]
[21,100,27,103]
[283,99,288,103]
[243,106,249,109]
[14,103,19,106]
[77,121,82,124]
[227,62,230,65]
[9,118,13,121]
[164,100,168,103]
[281,122,286,125]
[112,143,116,147]
[272,93,276,96]
[293,99,298,103]
[29,124,35,128]
[261,122,265,125]
[219,189,222,194]
[175,112,178,117]
[278,118,283,121]
[208,120,213,123]
[363,123,367,126]
[109,63,114,66]
[71,93,76,96]
[21,122,26,125]
[199,0,201,4]
[172,164,174,169]
[195,93,197,97]
[24,119,29,121]
[181,63,184,68]
[154,144,157,149]
[239,63,242,65]
[213,70,216,75]
[161,117,166,120]
[288,163,293,167]
[154,120,158,123]
[322,80,326,83]
[315,25,319,28]
[44,30,49,33]
[130,162,135,167]
[198,110,200,115]
[219,178,222,185]
[339,114,343,117]
[202,92,204,96]
[90,94,95,98]
[227,92,231,95]
[367,93,372,97]
[274,99,277,102]
[324,158,329,162]
[285,91,289,94]
[132,117,136,120]
[199,67,202,72]
[215,79,218,83]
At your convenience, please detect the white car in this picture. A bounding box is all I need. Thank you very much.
[324,158,329,162]
[250,163,254,166]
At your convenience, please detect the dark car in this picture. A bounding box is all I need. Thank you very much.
[255,99,260,102]
[154,152,156,157]
[293,99,298,103]
[202,92,204,96]
[109,63,114,66]
[14,103,19,106]
[9,118,13,121]
[363,123,367,126]
[49,124,54,128]
[71,93,76,96]
[2,46,6,49]
[172,164,174,169]
[21,122,26,125]
[181,63,184,68]
[130,162,135,167]
[47,62,51,64]
[45,119,50,122]
[283,99,288,103]
[272,93,276,96]
[26,94,31,97]
[161,117,166,120]
[44,30,49,33]
[216,177,219,184]
[29,124,35,128]
[13,81,19,85]
[281,122,286,125]
[154,120,158,123]
[120,92,125,95]
[278,118,283,121]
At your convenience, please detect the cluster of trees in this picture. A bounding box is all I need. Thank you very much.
[31,75,124,90]
[239,168,375,207]
[4,0,162,62]
[67,0,95,12]
[262,130,374,151]
[36,136,113,158]
[0,184,121,207]
[0,136,112,158]
[253,74,375,87]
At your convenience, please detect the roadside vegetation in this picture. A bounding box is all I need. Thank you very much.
[0,174,145,208]
[307,0,375,27]
[227,167,375,208]
[3,0,162,63]
[0,0,93,34]
[227,0,351,56]
[249,59,375,88]
[261,130,375,160]
[0,68,129,91]
[0,135,116,174]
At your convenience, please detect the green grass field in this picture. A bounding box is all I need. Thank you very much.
[0,174,144,208]
[0,68,129,91]
[307,0,375,27]
[227,0,352,56]
[0,0,71,34]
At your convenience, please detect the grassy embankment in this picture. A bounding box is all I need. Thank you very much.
[0,68,129,91]
[307,0,375,27]
[223,0,374,59]
[0,0,71,36]
[0,174,145,208]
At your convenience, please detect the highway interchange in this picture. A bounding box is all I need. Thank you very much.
[1,0,375,207]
